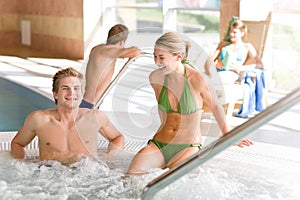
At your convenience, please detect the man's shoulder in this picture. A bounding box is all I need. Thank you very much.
[80,109,109,126]
[79,108,104,117]
[91,44,123,55]
[90,44,108,52]
[29,109,54,117]
[25,109,55,125]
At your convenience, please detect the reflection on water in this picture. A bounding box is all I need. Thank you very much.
[0,77,55,132]
[1,149,299,200]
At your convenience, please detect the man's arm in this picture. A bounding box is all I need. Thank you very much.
[96,111,124,154]
[11,112,38,159]
[119,46,142,59]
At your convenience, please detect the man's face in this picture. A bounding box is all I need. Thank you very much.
[53,76,83,109]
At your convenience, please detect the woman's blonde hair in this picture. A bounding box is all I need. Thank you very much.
[155,32,191,61]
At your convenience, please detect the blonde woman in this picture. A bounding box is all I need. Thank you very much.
[127,32,252,174]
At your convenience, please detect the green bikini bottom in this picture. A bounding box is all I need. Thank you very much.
[148,139,202,164]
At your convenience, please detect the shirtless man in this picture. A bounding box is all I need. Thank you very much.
[80,24,142,109]
[11,67,124,165]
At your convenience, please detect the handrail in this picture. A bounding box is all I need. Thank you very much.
[109,5,219,12]
[95,53,153,108]
[141,87,300,200]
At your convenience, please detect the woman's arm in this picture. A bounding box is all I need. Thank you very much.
[246,43,264,69]
[193,72,230,135]
[149,70,166,124]
[196,73,253,147]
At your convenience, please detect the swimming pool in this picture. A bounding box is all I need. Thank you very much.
[1,55,300,199]
[1,134,300,200]
[0,76,55,131]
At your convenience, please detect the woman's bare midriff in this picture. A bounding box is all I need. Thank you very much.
[154,111,202,144]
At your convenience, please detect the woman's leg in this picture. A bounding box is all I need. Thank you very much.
[127,142,165,175]
[166,146,200,169]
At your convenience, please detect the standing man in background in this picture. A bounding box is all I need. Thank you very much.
[80,24,142,109]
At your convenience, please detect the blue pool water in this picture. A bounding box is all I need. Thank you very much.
[0,76,55,131]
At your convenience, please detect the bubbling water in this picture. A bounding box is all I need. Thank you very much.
[0,150,165,200]
[1,150,300,200]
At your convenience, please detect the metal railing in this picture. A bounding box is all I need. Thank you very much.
[95,53,153,108]
[141,86,300,199]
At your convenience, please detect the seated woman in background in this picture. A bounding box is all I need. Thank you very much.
[213,18,264,84]
[213,17,266,118]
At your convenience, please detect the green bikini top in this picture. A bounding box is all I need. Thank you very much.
[158,66,200,114]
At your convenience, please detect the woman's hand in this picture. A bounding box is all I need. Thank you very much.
[235,138,253,148]
[231,68,240,74]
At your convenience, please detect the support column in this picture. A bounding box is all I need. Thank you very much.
[101,0,116,41]
[219,0,240,40]
[162,0,177,31]
[240,0,273,87]
[83,0,102,58]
